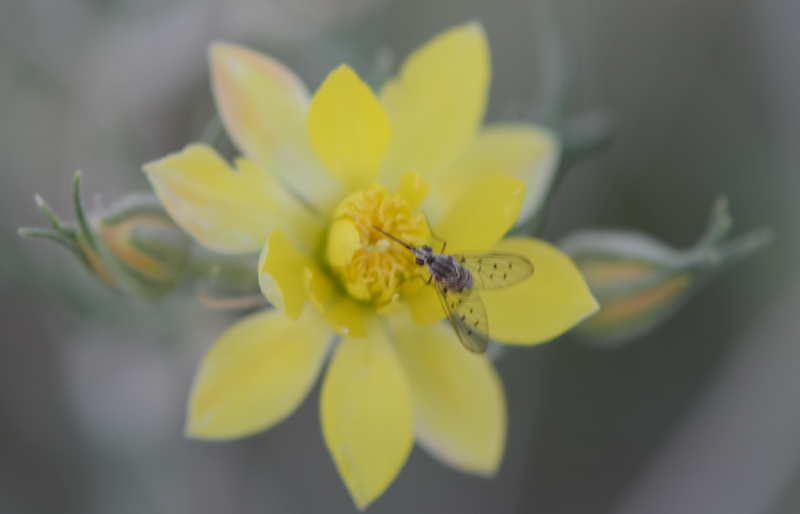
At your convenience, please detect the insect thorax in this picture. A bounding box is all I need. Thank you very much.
[428,254,473,292]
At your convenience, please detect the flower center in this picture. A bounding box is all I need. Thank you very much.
[326,184,429,305]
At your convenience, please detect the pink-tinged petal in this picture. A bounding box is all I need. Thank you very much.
[391,317,506,475]
[483,237,599,344]
[321,317,414,509]
[378,23,490,189]
[143,144,322,254]
[210,43,343,212]
[307,65,391,190]
[186,308,332,440]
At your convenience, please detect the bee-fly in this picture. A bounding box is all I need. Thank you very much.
[372,226,533,353]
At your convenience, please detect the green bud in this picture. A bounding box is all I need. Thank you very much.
[559,197,772,346]
[19,172,191,300]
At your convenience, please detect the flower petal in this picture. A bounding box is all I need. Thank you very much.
[303,265,367,337]
[258,229,313,320]
[379,23,490,188]
[434,124,560,224]
[307,65,391,190]
[321,317,414,509]
[391,317,506,475]
[210,43,342,211]
[398,171,431,209]
[143,144,321,254]
[405,284,446,325]
[433,174,525,253]
[483,237,599,344]
[186,308,332,440]
[326,218,362,268]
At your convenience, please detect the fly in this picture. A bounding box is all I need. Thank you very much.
[372,225,534,353]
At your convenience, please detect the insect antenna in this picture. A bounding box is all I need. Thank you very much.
[371,225,416,250]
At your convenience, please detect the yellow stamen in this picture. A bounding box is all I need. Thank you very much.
[326,184,429,305]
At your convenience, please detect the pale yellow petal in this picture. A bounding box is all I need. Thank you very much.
[433,174,525,253]
[483,237,599,344]
[186,308,332,440]
[210,43,342,211]
[143,144,321,254]
[391,317,506,475]
[257,229,313,320]
[398,171,431,209]
[434,124,560,224]
[303,265,367,337]
[321,318,414,509]
[379,23,490,189]
[307,65,391,190]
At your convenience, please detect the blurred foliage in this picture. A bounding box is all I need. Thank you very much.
[20,173,191,300]
[561,197,773,346]
[19,173,261,304]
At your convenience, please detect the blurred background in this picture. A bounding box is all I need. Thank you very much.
[1,0,799,512]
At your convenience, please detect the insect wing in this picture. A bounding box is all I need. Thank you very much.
[436,282,489,353]
[453,252,534,290]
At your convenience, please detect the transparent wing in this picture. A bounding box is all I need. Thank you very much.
[451,252,534,290]
[435,282,489,353]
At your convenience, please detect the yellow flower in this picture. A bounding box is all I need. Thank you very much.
[144,23,597,509]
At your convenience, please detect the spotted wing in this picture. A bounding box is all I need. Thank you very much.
[452,252,534,290]
[435,282,489,353]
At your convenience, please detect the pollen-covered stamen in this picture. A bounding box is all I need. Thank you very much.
[326,184,429,305]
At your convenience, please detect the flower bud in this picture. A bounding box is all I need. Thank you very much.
[558,197,772,346]
[20,172,191,300]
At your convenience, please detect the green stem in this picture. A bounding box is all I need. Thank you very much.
[72,172,98,252]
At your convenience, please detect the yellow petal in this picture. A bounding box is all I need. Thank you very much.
[257,229,313,320]
[434,124,560,224]
[379,23,490,189]
[433,174,525,253]
[320,318,414,509]
[307,65,391,190]
[391,317,506,475]
[303,265,367,337]
[210,43,342,211]
[326,218,362,268]
[187,308,332,440]
[143,144,321,254]
[398,171,431,209]
[483,237,599,344]
[405,283,446,325]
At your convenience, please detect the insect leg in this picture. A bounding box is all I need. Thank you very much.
[421,212,447,253]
